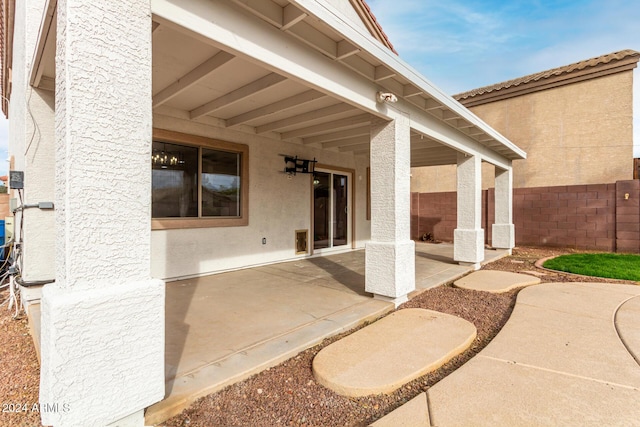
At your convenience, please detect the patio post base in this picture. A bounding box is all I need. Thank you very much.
[39,279,165,427]
[373,293,408,308]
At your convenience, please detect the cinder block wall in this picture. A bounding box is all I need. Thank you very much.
[411,180,640,253]
[615,180,640,252]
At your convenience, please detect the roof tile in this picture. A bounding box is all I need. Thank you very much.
[455,49,640,101]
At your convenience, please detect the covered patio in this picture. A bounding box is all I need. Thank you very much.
[146,243,508,423]
[6,0,526,424]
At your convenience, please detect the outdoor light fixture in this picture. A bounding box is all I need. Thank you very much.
[283,155,317,176]
[376,91,398,104]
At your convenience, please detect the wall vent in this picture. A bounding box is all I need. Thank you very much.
[295,229,308,254]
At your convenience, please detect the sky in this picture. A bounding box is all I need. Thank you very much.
[367,0,639,94]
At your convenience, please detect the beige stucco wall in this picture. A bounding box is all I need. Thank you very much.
[411,71,635,192]
[151,111,371,280]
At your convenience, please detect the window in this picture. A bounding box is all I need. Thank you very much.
[151,129,249,229]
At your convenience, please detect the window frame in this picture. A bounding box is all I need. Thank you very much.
[151,129,249,230]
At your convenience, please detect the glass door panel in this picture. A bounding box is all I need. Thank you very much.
[313,172,330,250]
[333,174,348,247]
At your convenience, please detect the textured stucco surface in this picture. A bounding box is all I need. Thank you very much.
[23,88,56,281]
[151,112,371,280]
[634,68,639,157]
[40,279,165,426]
[55,0,153,289]
[453,228,484,265]
[366,115,415,298]
[365,240,415,298]
[455,153,482,230]
[454,153,485,264]
[370,115,411,242]
[41,0,165,426]
[492,167,514,249]
[412,71,635,191]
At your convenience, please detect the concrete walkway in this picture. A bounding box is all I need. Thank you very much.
[375,282,640,426]
[145,244,507,424]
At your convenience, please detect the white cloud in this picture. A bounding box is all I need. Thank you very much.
[367,0,640,94]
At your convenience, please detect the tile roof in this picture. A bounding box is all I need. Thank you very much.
[351,0,397,55]
[455,49,640,103]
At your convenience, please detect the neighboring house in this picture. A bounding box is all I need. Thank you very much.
[1,0,524,425]
[411,50,640,252]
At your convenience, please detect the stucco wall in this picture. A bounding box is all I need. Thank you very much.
[634,68,639,157]
[411,71,635,192]
[8,0,56,281]
[151,112,371,280]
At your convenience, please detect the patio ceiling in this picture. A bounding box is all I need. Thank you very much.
[29,0,524,168]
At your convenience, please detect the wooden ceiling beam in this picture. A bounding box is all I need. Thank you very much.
[190,73,286,119]
[153,51,235,107]
[226,90,326,127]
[256,103,355,133]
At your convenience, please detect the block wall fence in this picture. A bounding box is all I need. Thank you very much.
[411,180,640,253]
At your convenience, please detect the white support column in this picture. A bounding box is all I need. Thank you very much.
[454,152,484,269]
[40,1,164,426]
[492,166,515,253]
[365,115,415,307]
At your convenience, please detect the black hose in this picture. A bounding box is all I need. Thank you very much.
[15,277,55,287]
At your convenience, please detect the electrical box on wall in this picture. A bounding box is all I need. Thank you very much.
[9,171,24,189]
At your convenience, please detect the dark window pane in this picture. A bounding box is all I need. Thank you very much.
[202,149,241,217]
[152,142,198,218]
[313,172,330,250]
[333,174,348,247]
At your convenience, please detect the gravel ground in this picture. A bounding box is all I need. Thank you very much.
[0,246,633,427]
[0,293,41,427]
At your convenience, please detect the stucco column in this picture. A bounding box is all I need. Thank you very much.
[454,152,484,269]
[365,115,415,306]
[492,166,515,253]
[40,1,164,426]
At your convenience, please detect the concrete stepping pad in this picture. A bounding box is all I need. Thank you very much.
[454,270,540,293]
[312,308,476,397]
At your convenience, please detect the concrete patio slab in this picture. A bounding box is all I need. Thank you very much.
[427,356,640,427]
[616,295,640,363]
[144,245,507,424]
[312,308,476,397]
[371,393,430,427]
[418,282,640,426]
[454,270,540,293]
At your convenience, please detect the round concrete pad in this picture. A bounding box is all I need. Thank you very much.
[454,270,541,293]
[312,308,476,397]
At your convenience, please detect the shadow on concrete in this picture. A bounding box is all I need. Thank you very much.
[307,255,367,296]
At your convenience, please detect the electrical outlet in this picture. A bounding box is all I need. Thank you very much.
[262,238,267,245]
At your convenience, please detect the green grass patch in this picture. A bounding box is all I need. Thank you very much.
[543,253,640,281]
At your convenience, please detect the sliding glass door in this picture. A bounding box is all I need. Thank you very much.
[313,170,350,251]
